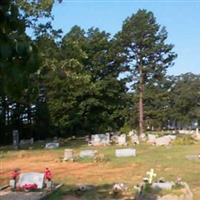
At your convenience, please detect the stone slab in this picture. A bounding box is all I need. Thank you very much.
[18,173,44,189]
[79,150,96,158]
[152,182,174,190]
[45,143,59,149]
[115,148,136,157]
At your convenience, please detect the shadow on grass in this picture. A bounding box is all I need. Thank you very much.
[0,137,87,152]
[47,184,126,200]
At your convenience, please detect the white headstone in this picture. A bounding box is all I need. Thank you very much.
[117,134,127,145]
[18,172,44,189]
[131,134,139,144]
[115,148,136,157]
[90,134,110,146]
[140,133,147,141]
[152,182,174,190]
[63,149,74,161]
[128,130,136,137]
[45,142,59,149]
[80,150,96,158]
[147,134,156,144]
[155,135,174,146]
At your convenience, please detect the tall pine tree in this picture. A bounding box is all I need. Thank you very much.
[117,9,177,135]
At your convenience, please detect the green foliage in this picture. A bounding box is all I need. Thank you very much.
[169,73,200,127]
[119,123,132,134]
[172,135,196,145]
[0,0,39,99]
[38,26,128,135]
[117,9,177,133]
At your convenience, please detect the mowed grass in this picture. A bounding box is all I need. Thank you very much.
[1,139,200,199]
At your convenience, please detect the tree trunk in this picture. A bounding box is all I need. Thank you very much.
[139,65,144,136]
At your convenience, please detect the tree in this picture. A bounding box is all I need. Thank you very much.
[169,73,200,129]
[0,0,60,144]
[117,9,177,135]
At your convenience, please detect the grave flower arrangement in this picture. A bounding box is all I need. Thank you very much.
[10,168,20,190]
[44,168,52,181]
[22,183,38,191]
[10,168,20,180]
[44,168,53,190]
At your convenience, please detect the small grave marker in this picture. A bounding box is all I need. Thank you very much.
[63,149,74,161]
[146,169,157,184]
[45,142,59,149]
[79,150,96,158]
[12,130,19,150]
[115,148,136,157]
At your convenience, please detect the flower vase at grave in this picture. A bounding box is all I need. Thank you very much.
[44,168,53,190]
[9,179,16,190]
[10,168,20,190]
[46,180,53,191]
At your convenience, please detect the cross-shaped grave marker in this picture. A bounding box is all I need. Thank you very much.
[146,168,157,184]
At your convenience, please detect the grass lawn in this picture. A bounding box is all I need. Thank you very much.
[1,139,200,199]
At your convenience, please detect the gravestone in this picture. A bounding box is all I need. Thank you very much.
[186,154,200,160]
[79,150,96,158]
[20,138,34,146]
[13,130,19,150]
[128,130,137,137]
[140,133,147,141]
[90,134,110,146]
[155,135,174,146]
[152,182,174,190]
[18,173,45,189]
[131,134,139,145]
[63,149,74,161]
[45,142,59,149]
[147,134,156,144]
[115,148,136,157]
[117,134,127,145]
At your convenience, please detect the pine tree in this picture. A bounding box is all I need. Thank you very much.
[117,9,177,135]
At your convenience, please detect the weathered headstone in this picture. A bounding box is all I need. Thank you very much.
[20,138,34,146]
[45,142,59,149]
[18,173,45,189]
[90,134,110,146]
[79,150,96,158]
[155,135,175,146]
[13,130,19,150]
[147,134,156,144]
[192,133,200,140]
[63,149,74,161]
[117,134,127,145]
[128,130,137,137]
[131,134,139,145]
[140,133,147,141]
[186,154,200,160]
[152,182,174,190]
[115,148,136,157]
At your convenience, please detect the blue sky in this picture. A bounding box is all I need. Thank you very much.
[50,0,200,75]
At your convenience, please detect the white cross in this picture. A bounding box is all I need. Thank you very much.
[146,169,156,184]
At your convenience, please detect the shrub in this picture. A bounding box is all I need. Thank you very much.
[172,135,196,145]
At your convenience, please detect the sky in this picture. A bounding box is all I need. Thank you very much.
[50,0,200,76]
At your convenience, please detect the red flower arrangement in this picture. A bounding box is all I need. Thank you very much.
[44,168,52,181]
[10,169,20,180]
[22,183,38,190]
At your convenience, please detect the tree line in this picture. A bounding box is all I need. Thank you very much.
[0,1,200,144]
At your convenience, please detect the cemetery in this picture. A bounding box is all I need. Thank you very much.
[1,0,200,200]
[1,132,200,199]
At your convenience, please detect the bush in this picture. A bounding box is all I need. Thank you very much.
[172,135,196,145]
